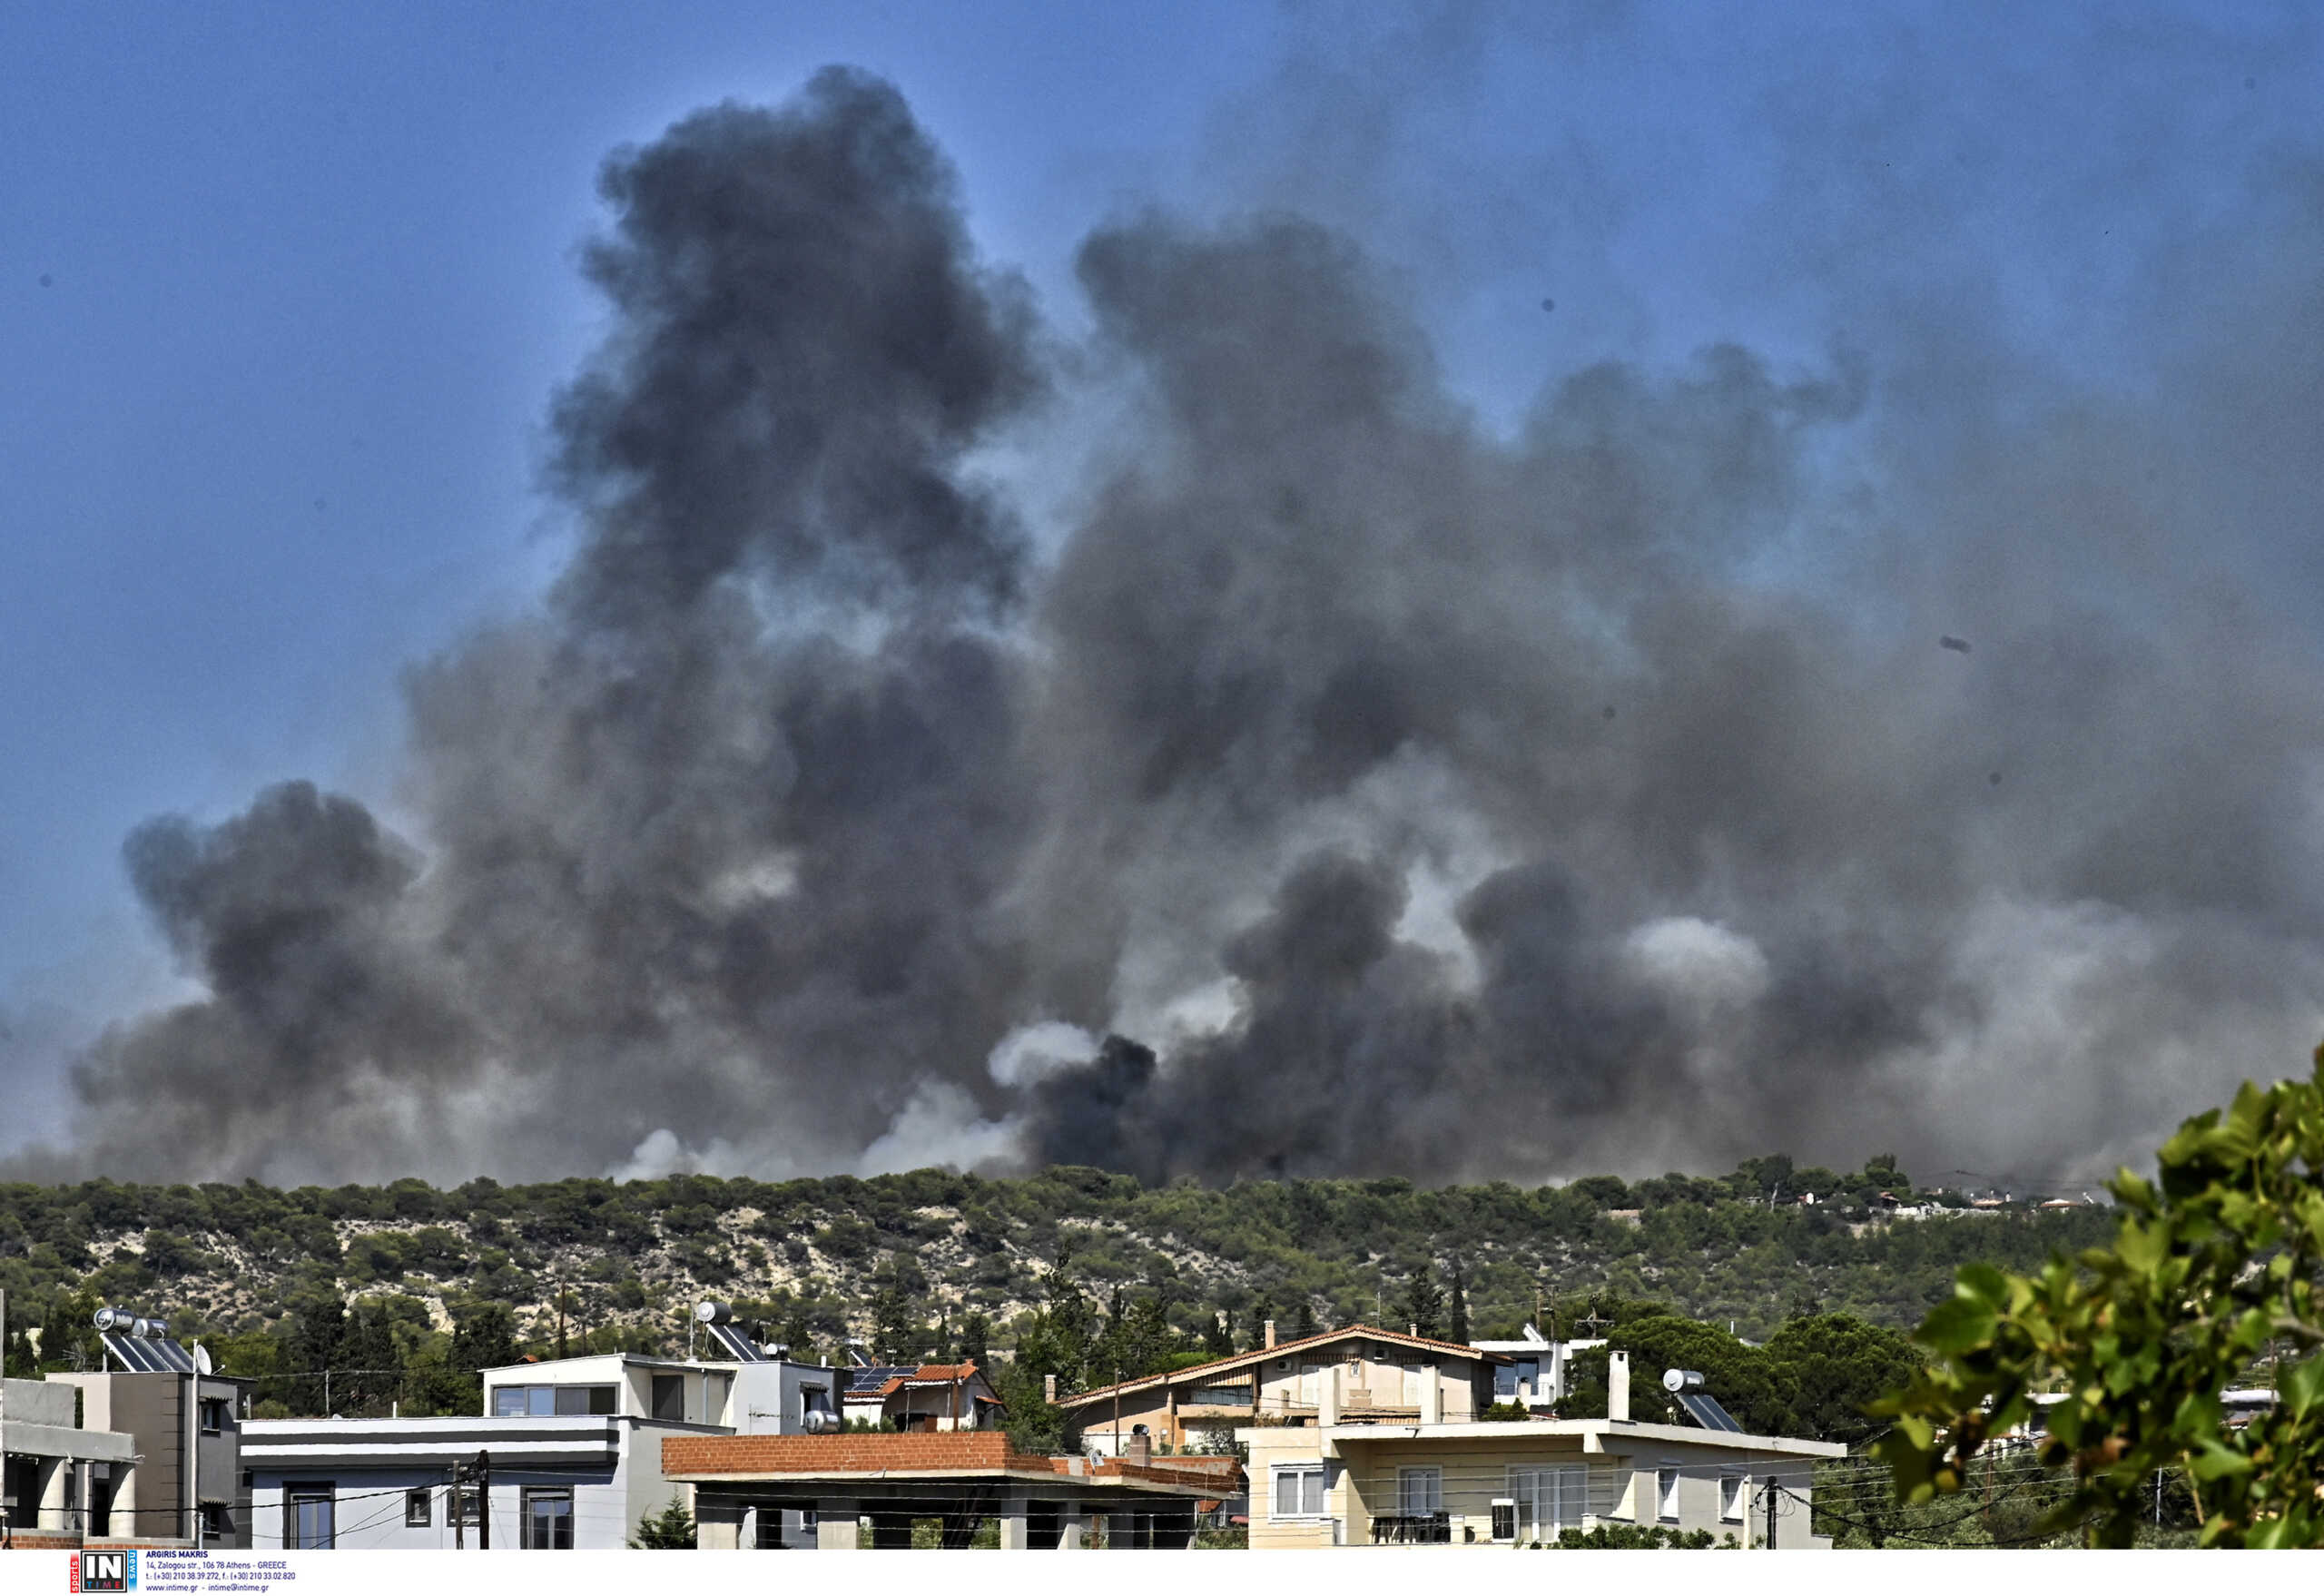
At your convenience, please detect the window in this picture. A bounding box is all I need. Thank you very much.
[199,1502,231,1539]
[1514,1358,1540,1394]
[493,1384,615,1416]
[406,1488,432,1527]
[1657,1467,1681,1521]
[1187,1383,1253,1407]
[651,1374,686,1422]
[798,1383,836,1430]
[1398,1467,1442,1517]
[1493,1363,1518,1398]
[1272,1463,1326,1520]
[286,1483,334,1550]
[521,1487,575,1550]
[1509,1465,1588,1539]
[199,1397,230,1434]
[1720,1473,1748,1522]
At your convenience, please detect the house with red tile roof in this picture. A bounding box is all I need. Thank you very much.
[1059,1322,1511,1458]
[874,1362,1004,1433]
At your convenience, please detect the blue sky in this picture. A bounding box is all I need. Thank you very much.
[3,1,2319,1155]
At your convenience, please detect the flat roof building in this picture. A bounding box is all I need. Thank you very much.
[663,1431,1241,1549]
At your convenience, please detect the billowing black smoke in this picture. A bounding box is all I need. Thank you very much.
[35,63,2324,1187]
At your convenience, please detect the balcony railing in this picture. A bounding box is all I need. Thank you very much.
[1370,1512,1451,1544]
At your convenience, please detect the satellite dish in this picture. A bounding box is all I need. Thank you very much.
[93,1307,121,1332]
[694,1299,731,1325]
[1662,1368,1704,1394]
[193,1345,213,1376]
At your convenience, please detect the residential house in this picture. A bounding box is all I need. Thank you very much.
[1466,1324,1605,1411]
[664,1430,1242,1549]
[0,1377,136,1549]
[1059,1323,1511,1458]
[840,1361,920,1429]
[48,1364,253,1548]
[871,1364,1002,1433]
[1244,1351,1843,1548]
[241,1304,842,1550]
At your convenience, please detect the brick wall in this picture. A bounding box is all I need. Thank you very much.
[665,1431,1029,1476]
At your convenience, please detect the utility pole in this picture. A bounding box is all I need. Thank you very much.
[451,1463,464,1550]
[477,1451,491,1550]
[1764,1474,1777,1550]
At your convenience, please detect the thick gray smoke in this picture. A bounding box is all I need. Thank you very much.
[36,59,2324,1187]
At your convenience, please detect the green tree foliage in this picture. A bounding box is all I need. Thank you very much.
[1557,1306,1915,1443]
[1398,1262,1444,1339]
[629,1494,697,1549]
[1544,1524,1732,1549]
[1765,1314,1920,1446]
[1446,1257,1469,1344]
[1878,1047,2324,1547]
[0,1148,2106,1425]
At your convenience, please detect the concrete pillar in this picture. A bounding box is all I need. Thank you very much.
[37,1456,69,1532]
[111,1462,136,1535]
[1317,1364,1339,1426]
[695,1495,742,1549]
[1059,1504,1088,1550]
[1608,1352,1630,1422]
[997,1494,1029,1550]
[815,1499,859,1551]
[1419,1366,1442,1424]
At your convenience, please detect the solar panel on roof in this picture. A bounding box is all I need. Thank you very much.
[1674,1390,1743,1433]
[699,1320,765,1362]
[102,1331,195,1374]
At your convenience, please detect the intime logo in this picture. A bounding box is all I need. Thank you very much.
[70,1550,137,1591]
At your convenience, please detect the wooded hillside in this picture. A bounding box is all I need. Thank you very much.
[0,1154,2111,1425]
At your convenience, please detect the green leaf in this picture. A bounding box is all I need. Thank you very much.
[1955,1262,2010,1305]
[1917,1295,1998,1355]
[2282,1352,2324,1419]
[2188,1437,2253,1483]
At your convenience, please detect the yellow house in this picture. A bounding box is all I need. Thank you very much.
[1059,1323,1508,1458]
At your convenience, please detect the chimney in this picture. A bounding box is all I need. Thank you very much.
[1127,1432,1152,1467]
[1264,1320,1277,1349]
[1408,1323,1419,1337]
[1608,1351,1630,1423]
[1043,1374,1058,1404]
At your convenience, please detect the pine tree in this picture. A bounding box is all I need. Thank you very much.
[958,1311,990,1366]
[1398,1264,1444,1340]
[1293,1298,1318,1340]
[1447,1258,1471,1345]
[629,1494,697,1549]
[871,1286,919,1364]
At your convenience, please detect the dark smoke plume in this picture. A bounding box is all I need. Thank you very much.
[34,60,2324,1187]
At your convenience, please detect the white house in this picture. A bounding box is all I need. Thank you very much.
[1465,1323,1606,1411]
[1244,1353,1844,1549]
[242,1341,842,1549]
